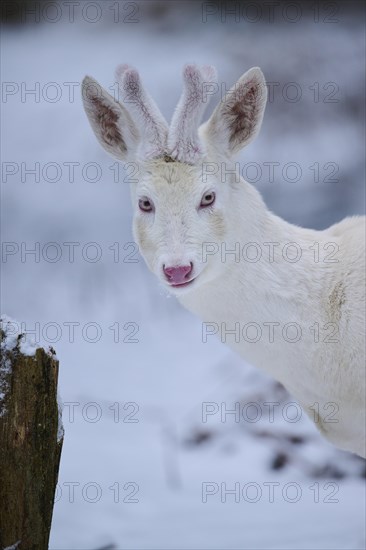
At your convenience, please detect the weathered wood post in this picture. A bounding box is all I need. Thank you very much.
[0,317,64,550]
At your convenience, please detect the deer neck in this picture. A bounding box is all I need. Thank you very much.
[178,177,325,367]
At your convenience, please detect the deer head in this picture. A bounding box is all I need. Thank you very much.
[82,64,267,293]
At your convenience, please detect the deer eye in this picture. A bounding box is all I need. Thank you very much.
[200,191,216,208]
[139,197,154,212]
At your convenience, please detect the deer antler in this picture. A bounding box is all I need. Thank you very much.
[167,65,218,164]
[115,64,169,160]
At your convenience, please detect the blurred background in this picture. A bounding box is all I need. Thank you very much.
[1,1,365,548]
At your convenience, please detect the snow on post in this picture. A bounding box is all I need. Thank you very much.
[0,315,64,550]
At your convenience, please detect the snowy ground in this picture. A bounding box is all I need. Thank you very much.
[1,1,365,548]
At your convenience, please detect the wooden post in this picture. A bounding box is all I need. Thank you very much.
[0,320,64,550]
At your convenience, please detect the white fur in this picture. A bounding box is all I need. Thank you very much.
[82,65,366,458]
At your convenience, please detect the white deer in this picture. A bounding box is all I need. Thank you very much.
[82,64,365,458]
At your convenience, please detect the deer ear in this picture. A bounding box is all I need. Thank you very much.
[82,76,139,161]
[201,67,267,157]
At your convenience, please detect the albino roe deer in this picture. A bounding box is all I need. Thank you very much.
[82,64,365,457]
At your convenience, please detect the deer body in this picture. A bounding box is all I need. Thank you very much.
[179,175,365,457]
[82,64,366,457]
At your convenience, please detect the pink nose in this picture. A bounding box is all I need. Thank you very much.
[163,263,193,285]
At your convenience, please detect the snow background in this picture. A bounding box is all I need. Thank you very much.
[1,1,365,548]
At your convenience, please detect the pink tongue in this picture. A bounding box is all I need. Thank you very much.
[165,265,192,284]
